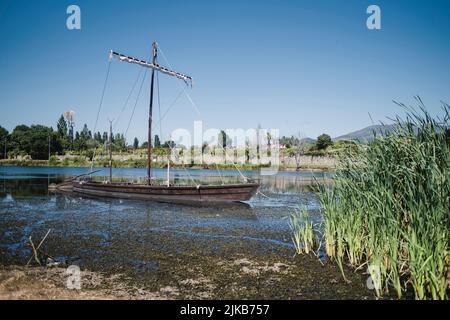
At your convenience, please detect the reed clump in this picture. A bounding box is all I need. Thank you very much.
[289,207,317,255]
[290,101,450,299]
[318,101,449,299]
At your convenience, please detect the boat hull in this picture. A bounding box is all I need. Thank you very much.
[72,181,259,204]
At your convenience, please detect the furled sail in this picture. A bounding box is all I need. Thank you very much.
[110,50,193,86]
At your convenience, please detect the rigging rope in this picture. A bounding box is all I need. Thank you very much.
[166,141,200,186]
[93,59,112,135]
[158,47,200,116]
[154,66,199,187]
[153,85,185,133]
[158,45,248,183]
[113,67,144,129]
[124,68,148,138]
[90,58,112,172]
[118,50,153,138]
[90,45,252,186]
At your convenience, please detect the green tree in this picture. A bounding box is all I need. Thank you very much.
[218,130,232,162]
[316,133,333,150]
[95,131,103,143]
[154,135,161,148]
[80,124,90,140]
[245,138,250,164]
[0,126,9,159]
[73,131,85,151]
[10,125,32,157]
[102,131,108,144]
[10,125,62,159]
[49,131,64,158]
[56,115,69,151]
[74,124,95,152]
[280,135,300,149]
[83,148,95,161]
[113,133,126,151]
[57,115,68,138]
[162,140,176,149]
[133,137,139,149]
[218,130,232,149]
[67,121,74,151]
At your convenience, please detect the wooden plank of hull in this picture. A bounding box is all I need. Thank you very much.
[72,181,259,204]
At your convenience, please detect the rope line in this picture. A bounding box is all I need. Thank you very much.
[158,44,248,183]
[153,85,185,133]
[89,45,250,186]
[114,67,144,129]
[125,68,148,138]
[158,46,201,116]
[90,59,112,172]
[155,66,198,186]
[93,59,112,135]
[121,50,153,139]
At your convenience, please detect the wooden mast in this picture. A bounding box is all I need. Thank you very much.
[147,42,157,185]
[109,43,192,186]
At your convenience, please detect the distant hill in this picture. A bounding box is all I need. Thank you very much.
[299,137,315,144]
[282,124,401,146]
[333,124,397,143]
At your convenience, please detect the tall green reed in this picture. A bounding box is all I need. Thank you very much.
[293,99,449,299]
[289,207,317,255]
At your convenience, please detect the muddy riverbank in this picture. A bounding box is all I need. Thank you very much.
[0,265,168,299]
[1,252,373,300]
[0,206,375,299]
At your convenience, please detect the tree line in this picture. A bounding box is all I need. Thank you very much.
[0,115,135,160]
[280,133,334,151]
[0,114,338,161]
[0,114,186,160]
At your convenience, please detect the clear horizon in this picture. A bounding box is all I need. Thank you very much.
[1,0,449,143]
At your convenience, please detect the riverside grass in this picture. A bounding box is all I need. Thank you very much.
[293,101,449,299]
[289,207,316,255]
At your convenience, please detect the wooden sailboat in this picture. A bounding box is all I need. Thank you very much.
[73,42,260,204]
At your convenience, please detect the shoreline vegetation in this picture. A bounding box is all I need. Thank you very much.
[290,101,450,300]
[0,114,348,173]
[0,158,334,171]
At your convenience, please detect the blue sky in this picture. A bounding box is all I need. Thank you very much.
[0,0,449,143]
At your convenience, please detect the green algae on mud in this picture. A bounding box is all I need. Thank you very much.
[0,167,372,299]
[0,217,375,299]
[0,252,374,300]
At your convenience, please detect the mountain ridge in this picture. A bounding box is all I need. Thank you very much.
[333,124,397,143]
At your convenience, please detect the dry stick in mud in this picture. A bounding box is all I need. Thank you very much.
[28,237,40,266]
[26,229,52,267]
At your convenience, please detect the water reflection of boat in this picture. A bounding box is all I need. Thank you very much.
[259,175,331,193]
[59,191,255,216]
[48,181,73,192]
[49,170,102,192]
